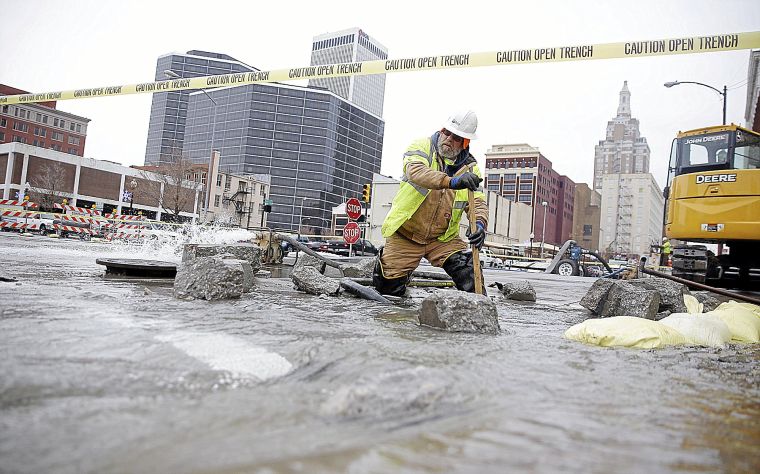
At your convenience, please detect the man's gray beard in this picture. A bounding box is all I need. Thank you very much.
[437,134,461,159]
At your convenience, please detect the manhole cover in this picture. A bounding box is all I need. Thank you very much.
[96,258,177,278]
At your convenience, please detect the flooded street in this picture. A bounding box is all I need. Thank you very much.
[1,232,758,473]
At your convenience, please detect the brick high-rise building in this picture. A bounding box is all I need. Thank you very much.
[0,84,90,156]
[484,143,574,247]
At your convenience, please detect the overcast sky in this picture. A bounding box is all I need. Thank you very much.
[2,0,759,189]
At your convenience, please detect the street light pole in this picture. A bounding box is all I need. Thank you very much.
[540,201,548,259]
[298,197,306,237]
[164,70,218,222]
[128,179,138,215]
[664,81,727,125]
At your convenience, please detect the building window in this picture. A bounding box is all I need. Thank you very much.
[214,195,220,207]
[12,122,28,132]
[504,184,516,192]
[519,183,533,191]
[59,120,65,129]
[216,174,222,186]
[76,124,81,133]
[238,181,247,192]
[52,132,63,141]
[68,148,77,154]
[12,135,27,143]
[520,173,533,180]
[518,195,532,202]
[0,118,6,127]
[504,173,516,180]
[42,115,48,124]
[225,175,231,190]
[1,105,8,113]
[70,122,76,131]
[0,132,4,141]
[487,183,500,191]
[68,136,80,145]
[54,118,59,127]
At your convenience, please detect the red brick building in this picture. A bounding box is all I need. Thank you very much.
[0,84,90,156]
[484,143,575,247]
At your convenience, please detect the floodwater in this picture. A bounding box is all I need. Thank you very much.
[0,232,758,473]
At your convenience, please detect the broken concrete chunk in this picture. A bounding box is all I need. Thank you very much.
[629,277,689,313]
[580,279,616,314]
[182,243,262,273]
[691,291,724,312]
[341,258,377,278]
[293,253,327,274]
[291,265,340,296]
[221,258,254,293]
[599,281,660,320]
[174,256,244,300]
[419,291,500,334]
[499,280,536,301]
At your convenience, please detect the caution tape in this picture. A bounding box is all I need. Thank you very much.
[1,31,758,105]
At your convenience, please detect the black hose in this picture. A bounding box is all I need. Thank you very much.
[277,234,343,270]
[584,249,614,273]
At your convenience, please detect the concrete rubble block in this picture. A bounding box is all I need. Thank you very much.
[294,253,327,274]
[182,243,262,273]
[341,257,377,278]
[499,280,536,302]
[629,277,689,313]
[600,281,660,320]
[221,258,254,293]
[291,265,340,296]
[173,256,245,300]
[580,279,616,314]
[418,291,500,334]
[691,291,724,312]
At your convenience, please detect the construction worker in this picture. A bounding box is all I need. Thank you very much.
[661,236,672,267]
[373,110,488,296]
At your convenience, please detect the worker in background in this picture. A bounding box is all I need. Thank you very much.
[661,236,672,267]
[373,110,489,296]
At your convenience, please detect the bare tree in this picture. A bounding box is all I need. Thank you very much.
[29,162,69,209]
[138,148,201,222]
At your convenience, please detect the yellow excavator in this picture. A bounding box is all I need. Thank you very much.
[664,124,760,289]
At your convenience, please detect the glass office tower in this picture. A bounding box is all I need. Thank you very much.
[144,50,256,165]
[183,82,384,234]
[309,28,388,117]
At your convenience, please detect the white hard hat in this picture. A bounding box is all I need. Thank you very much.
[662,237,668,242]
[442,110,478,140]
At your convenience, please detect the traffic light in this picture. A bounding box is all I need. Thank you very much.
[361,183,371,203]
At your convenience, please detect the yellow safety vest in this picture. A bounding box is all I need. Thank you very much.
[381,136,485,241]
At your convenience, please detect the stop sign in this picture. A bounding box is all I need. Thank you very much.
[343,221,360,244]
[345,198,362,220]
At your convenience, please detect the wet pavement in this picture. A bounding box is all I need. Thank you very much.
[0,232,758,473]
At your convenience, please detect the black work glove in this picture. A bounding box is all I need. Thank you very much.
[466,222,486,249]
[449,172,482,191]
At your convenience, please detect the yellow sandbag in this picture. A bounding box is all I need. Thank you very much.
[564,316,687,349]
[706,302,760,343]
[659,313,731,347]
[716,301,760,317]
[683,294,703,314]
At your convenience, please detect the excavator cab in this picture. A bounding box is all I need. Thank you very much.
[664,125,760,288]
